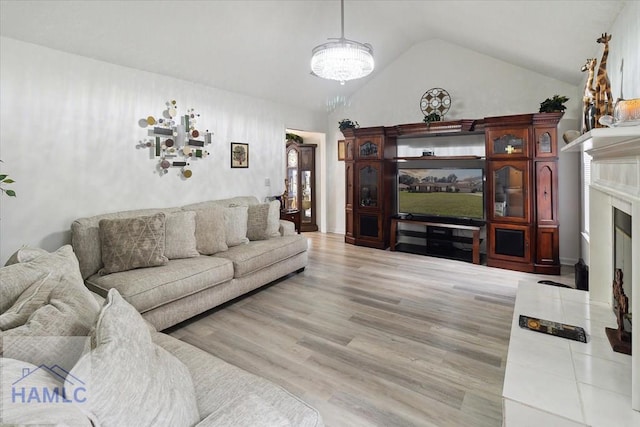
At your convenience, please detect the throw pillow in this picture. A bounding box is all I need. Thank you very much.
[4,246,49,266]
[65,289,200,427]
[1,358,93,426]
[224,205,249,247]
[98,213,168,275]
[0,261,50,314]
[267,199,282,237]
[0,245,100,371]
[0,272,54,330]
[188,206,228,255]
[246,203,270,241]
[165,211,199,260]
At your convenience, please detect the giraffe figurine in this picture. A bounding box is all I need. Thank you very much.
[581,58,597,132]
[594,33,613,127]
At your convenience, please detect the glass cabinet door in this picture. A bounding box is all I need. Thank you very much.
[300,169,312,225]
[285,140,317,231]
[534,127,557,158]
[286,148,298,210]
[486,127,529,158]
[489,160,530,222]
[356,135,383,160]
[358,163,380,208]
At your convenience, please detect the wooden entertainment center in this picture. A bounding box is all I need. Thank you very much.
[342,112,562,274]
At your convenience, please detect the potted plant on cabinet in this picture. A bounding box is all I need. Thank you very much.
[539,95,569,113]
[338,119,359,133]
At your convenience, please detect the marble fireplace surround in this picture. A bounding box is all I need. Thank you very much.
[562,125,640,411]
[564,126,639,412]
[501,127,640,427]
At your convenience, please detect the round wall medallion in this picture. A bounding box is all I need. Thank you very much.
[420,88,451,119]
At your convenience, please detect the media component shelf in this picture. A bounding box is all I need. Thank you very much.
[390,217,483,264]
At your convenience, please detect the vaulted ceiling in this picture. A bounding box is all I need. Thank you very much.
[0,1,626,112]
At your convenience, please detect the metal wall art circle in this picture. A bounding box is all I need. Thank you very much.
[420,88,451,119]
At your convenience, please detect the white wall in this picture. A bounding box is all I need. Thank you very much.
[601,0,640,103]
[0,37,325,265]
[325,38,582,265]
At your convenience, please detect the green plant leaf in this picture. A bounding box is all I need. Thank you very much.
[5,189,16,197]
[0,174,7,181]
[3,178,14,184]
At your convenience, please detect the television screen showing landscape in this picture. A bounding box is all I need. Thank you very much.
[398,168,484,219]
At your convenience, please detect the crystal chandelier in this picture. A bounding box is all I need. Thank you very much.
[310,0,374,85]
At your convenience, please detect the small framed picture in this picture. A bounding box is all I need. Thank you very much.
[230,142,249,168]
[338,140,345,161]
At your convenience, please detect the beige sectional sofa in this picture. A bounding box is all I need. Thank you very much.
[0,245,323,426]
[71,196,308,330]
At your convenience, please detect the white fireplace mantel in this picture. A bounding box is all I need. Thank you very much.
[562,126,640,412]
[563,126,640,156]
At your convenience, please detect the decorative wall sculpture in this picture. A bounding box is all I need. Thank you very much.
[138,100,213,178]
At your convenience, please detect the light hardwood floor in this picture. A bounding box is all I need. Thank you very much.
[169,232,574,427]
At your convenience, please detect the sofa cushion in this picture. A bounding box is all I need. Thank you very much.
[1,358,92,426]
[197,393,291,427]
[85,256,234,314]
[152,331,324,426]
[65,289,199,427]
[224,205,249,247]
[188,206,228,255]
[0,245,100,370]
[165,210,199,259]
[0,272,54,330]
[99,213,168,275]
[214,235,308,278]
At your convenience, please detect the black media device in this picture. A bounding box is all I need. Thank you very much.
[519,315,587,343]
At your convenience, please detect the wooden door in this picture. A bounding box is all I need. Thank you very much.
[535,161,558,225]
[345,162,354,243]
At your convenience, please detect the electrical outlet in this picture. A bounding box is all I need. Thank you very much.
[264,178,271,187]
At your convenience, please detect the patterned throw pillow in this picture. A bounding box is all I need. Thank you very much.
[98,213,168,275]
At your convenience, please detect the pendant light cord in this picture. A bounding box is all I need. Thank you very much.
[340,0,345,39]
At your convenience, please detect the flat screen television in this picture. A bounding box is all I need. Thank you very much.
[398,167,485,222]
